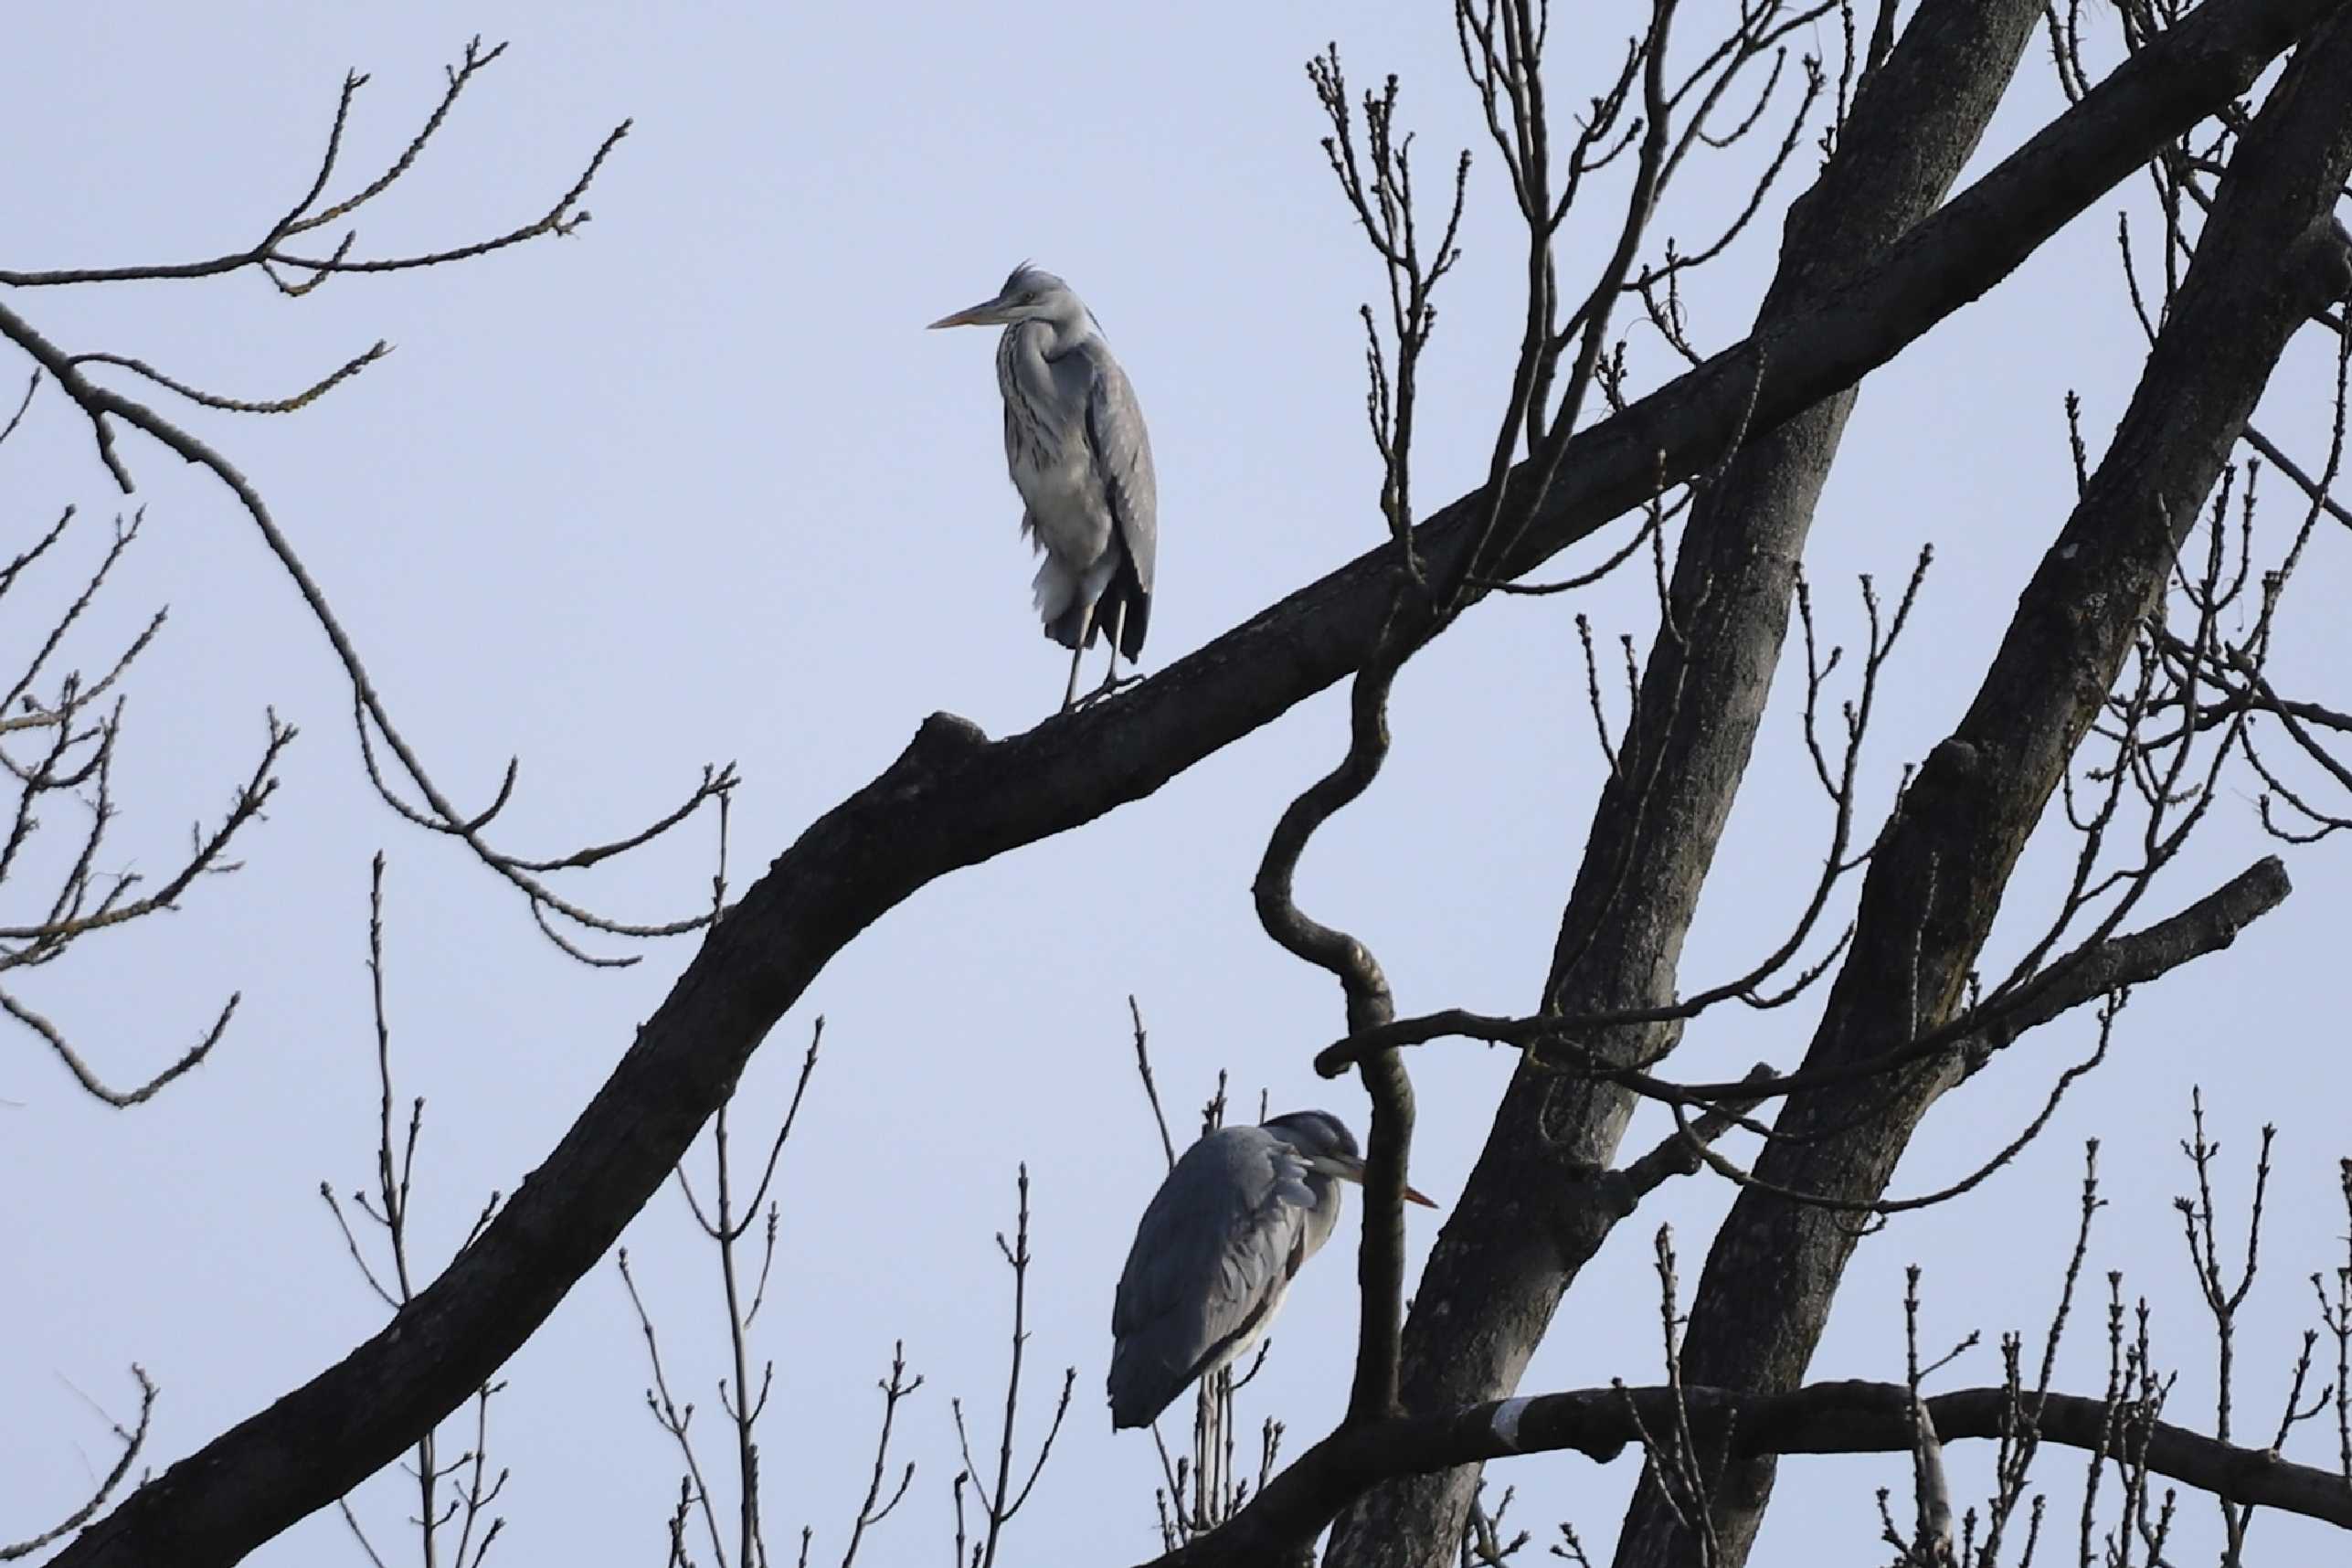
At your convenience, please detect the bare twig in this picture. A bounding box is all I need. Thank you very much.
[0,1368,157,1562]
[325,856,509,1565]
[951,1166,1076,1568]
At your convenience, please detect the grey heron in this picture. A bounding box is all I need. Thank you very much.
[928,264,1158,712]
[1107,1109,1436,1430]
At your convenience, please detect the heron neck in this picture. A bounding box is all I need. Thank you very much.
[1300,1174,1344,1262]
[1007,310,1093,361]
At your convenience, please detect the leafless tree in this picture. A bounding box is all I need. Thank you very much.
[18,3,2352,1567]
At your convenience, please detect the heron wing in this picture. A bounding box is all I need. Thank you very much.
[1108,1126,1315,1427]
[1077,338,1157,657]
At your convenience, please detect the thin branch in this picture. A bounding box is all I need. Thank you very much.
[836,1345,921,1568]
[1315,856,2290,1106]
[3,988,237,1108]
[71,341,389,415]
[0,41,624,291]
[0,1368,157,1562]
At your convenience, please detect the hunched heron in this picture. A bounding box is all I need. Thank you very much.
[929,263,1157,712]
[1107,1109,1436,1431]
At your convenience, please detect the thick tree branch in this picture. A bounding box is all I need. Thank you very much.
[1135,1379,2352,1565]
[47,4,2344,1562]
[1951,854,2290,1072]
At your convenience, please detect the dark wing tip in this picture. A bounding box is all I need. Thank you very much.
[1118,583,1150,659]
[1107,1351,1180,1430]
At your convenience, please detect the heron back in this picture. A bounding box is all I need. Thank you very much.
[1107,1123,1339,1429]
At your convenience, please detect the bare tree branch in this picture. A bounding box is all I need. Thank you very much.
[0,1369,156,1562]
[0,39,623,291]
[1311,855,2292,1107]
[1136,1376,2352,1566]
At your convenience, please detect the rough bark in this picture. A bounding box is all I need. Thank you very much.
[1611,17,2352,1568]
[1325,3,2044,1561]
[43,2,2347,1563]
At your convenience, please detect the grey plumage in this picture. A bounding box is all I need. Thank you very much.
[1107,1110,1434,1431]
[929,264,1158,710]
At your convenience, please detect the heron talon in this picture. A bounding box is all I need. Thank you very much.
[1069,673,1143,714]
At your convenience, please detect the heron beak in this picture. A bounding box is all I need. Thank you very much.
[927,298,1009,330]
[1331,1156,1440,1208]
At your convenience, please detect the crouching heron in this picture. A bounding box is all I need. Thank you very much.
[929,264,1157,712]
[1108,1109,1436,1430]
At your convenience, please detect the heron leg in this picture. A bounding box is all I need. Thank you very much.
[1096,599,1128,694]
[1069,599,1142,713]
[1060,600,1098,714]
[1192,1374,1212,1526]
[1196,1391,1208,1526]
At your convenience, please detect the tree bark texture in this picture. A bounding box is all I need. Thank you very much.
[43,2,2350,1563]
[1610,18,2352,1568]
[1326,3,2045,1561]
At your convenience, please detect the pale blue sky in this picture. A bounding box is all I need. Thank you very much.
[3,4,2347,1564]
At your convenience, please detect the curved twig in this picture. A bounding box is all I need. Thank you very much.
[1251,624,1419,1423]
[1,1368,158,1562]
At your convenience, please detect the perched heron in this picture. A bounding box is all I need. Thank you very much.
[1107,1109,1436,1430]
[928,264,1158,712]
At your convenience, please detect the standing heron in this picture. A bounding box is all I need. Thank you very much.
[928,264,1157,712]
[1108,1109,1436,1431]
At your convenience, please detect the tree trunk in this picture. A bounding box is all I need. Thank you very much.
[1609,17,2352,1568]
[1325,4,2044,1560]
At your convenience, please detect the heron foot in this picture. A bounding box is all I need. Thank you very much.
[1069,672,1144,713]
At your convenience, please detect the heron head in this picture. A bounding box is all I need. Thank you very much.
[927,262,1083,330]
[1263,1110,1439,1207]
